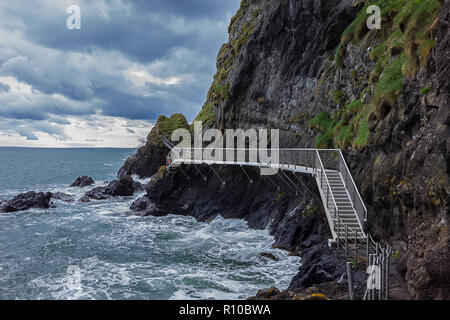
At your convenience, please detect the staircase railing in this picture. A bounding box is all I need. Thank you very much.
[314,149,340,234]
[337,150,368,223]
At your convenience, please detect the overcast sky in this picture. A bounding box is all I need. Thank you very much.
[0,0,240,147]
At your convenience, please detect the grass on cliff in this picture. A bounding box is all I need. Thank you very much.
[324,0,442,149]
[148,114,189,146]
[310,100,370,149]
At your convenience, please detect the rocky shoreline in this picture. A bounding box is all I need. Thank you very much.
[0,175,143,213]
[0,169,369,299]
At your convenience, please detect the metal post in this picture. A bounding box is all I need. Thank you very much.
[368,254,373,300]
[354,230,358,266]
[345,225,348,255]
[336,218,340,249]
[385,246,390,300]
[346,262,354,300]
[366,235,369,269]
[379,249,384,300]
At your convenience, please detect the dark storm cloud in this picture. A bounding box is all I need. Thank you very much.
[0,0,241,140]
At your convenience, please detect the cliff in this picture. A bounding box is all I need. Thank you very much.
[120,0,449,299]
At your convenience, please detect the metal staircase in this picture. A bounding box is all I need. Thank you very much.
[167,147,367,243]
[166,146,392,299]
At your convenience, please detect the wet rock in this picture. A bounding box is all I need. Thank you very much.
[70,176,95,188]
[83,175,141,201]
[84,186,111,200]
[130,196,151,211]
[0,192,53,213]
[258,252,279,262]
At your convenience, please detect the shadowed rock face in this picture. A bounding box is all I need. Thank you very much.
[0,192,53,213]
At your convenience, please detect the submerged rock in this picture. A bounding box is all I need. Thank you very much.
[70,176,95,188]
[0,192,53,213]
[51,192,76,202]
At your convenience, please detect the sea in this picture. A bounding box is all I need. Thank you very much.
[0,147,299,300]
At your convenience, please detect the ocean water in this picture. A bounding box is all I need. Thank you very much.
[0,147,299,300]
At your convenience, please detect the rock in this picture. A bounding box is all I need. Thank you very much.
[258,252,279,262]
[107,175,135,196]
[84,187,111,200]
[118,114,190,179]
[130,196,170,217]
[130,196,151,211]
[0,192,53,213]
[70,176,95,187]
[83,175,141,201]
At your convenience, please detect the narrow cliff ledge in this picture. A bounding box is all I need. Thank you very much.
[121,0,449,299]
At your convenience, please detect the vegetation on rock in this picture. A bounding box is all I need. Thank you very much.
[313,0,442,149]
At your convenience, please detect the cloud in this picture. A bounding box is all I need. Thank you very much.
[0,0,240,147]
[0,82,10,93]
[0,115,153,148]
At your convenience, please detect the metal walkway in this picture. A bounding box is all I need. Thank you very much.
[167,146,392,299]
[167,148,367,243]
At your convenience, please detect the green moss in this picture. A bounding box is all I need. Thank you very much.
[149,113,190,146]
[352,108,371,148]
[336,126,354,148]
[309,112,333,132]
[302,203,318,218]
[420,86,431,94]
[336,0,442,127]
[335,43,345,69]
[373,53,407,106]
[333,90,346,105]
[275,192,285,204]
[310,100,370,149]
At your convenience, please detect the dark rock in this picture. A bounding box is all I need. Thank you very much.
[70,176,95,187]
[258,252,279,262]
[83,175,141,201]
[0,192,53,213]
[106,175,135,196]
[84,186,111,200]
[130,196,151,211]
[118,114,189,179]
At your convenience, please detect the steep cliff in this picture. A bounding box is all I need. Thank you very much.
[122,0,449,299]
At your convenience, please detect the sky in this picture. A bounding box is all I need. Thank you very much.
[0,0,240,147]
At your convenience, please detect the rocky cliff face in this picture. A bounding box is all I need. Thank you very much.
[121,0,449,299]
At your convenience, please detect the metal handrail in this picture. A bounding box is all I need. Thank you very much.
[314,149,340,231]
[338,150,368,222]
